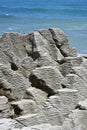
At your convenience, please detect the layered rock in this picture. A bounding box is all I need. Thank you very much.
[0,28,87,130]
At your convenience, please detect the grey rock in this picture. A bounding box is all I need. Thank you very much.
[11,124,60,130]
[38,29,55,44]
[77,99,87,110]
[11,99,38,116]
[16,110,63,127]
[27,124,60,130]
[43,89,78,118]
[59,56,83,76]
[21,57,37,77]
[60,43,77,57]
[29,30,64,62]
[26,87,47,109]
[49,28,68,46]
[29,66,66,95]
[36,54,58,67]
[73,66,87,83]
[61,110,87,130]
[0,64,29,100]
[0,48,10,66]
[0,118,23,130]
[66,74,87,100]
[0,28,87,130]
[0,96,13,118]
[0,118,15,130]
[38,29,64,61]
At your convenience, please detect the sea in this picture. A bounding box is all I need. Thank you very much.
[0,0,87,54]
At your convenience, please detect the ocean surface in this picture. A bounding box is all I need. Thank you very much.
[0,0,87,53]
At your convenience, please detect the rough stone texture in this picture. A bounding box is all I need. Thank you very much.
[60,109,87,130]
[0,118,23,130]
[14,124,60,130]
[0,96,13,118]
[16,110,63,127]
[38,29,64,61]
[11,99,38,116]
[66,73,87,100]
[42,89,78,120]
[77,99,87,110]
[60,44,77,57]
[29,66,67,95]
[25,87,48,109]
[0,28,87,130]
[59,56,83,76]
[0,64,29,100]
[49,28,68,46]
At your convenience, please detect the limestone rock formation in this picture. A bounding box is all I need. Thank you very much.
[0,28,87,130]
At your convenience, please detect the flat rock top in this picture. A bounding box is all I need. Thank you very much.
[57,88,78,93]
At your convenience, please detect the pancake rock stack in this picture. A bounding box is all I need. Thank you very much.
[0,28,87,130]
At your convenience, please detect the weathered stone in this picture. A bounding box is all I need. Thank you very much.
[0,28,87,129]
[12,124,60,130]
[23,124,60,130]
[61,110,87,130]
[73,66,87,83]
[59,61,74,76]
[60,43,77,57]
[0,118,23,130]
[38,29,55,44]
[59,56,82,76]
[16,110,63,127]
[0,96,13,118]
[0,48,10,66]
[49,28,68,46]
[26,87,47,108]
[29,66,66,96]
[66,74,87,100]
[43,89,78,117]
[29,31,63,62]
[21,57,37,77]
[81,57,87,70]
[0,64,29,100]
[64,56,83,67]
[0,78,12,98]
[77,99,87,110]
[38,29,64,61]
[11,99,38,116]
[36,55,58,67]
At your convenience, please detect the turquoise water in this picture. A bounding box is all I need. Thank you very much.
[0,0,87,53]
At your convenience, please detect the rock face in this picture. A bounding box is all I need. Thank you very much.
[0,28,87,130]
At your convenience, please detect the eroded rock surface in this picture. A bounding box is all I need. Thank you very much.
[0,28,87,130]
